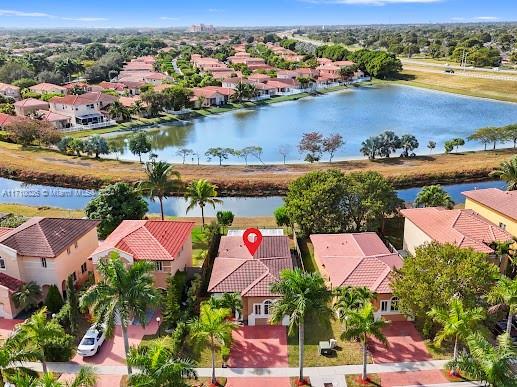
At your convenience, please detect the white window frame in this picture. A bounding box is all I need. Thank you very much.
[380,300,389,312]
[254,304,262,315]
[253,299,274,317]
[390,297,399,312]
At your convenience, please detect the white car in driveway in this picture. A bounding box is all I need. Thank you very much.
[77,324,106,357]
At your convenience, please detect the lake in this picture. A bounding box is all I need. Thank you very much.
[108,85,517,164]
[0,177,506,217]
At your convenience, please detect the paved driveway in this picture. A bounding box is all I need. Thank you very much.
[369,321,431,363]
[228,325,288,368]
[226,377,290,387]
[72,319,159,366]
[380,370,448,386]
[0,318,23,339]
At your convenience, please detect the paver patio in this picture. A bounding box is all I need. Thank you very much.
[369,322,431,363]
[0,318,22,338]
[229,325,288,368]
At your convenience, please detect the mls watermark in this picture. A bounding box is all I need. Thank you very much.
[1,188,97,198]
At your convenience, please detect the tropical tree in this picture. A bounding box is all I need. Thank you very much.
[340,302,388,382]
[270,269,332,384]
[360,136,380,160]
[83,135,109,159]
[376,130,401,158]
[487,275,517,335]
[207,293,242,319]
[185,179,223,227]
[107,101,131,121]
[188,303,237,385]
[322,133,344,163]
[137,160,181,220]
[448,333,516,386]
[9,366,96,387]
[17,307,67,373]
[205,147,234,166]
[503,124,517,148]
[176,148,194,164]
[129,132,152,163]
[0,332,40,384]
[12,281,41,312]
[80,253,159,375]
[414,185,454,209]
[427,140,436,154]
[400,134,419,157]
[127,338,197,387]
[298,131,323,163]
[490,156,517,190]
[333,286,373,327]
[428,298,485,372]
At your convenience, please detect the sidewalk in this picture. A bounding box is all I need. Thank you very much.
[23,359,449,377]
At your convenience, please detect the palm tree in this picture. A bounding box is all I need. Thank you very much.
[17,307,66,373]
[490,156,517,191]
[8,366,96,387]
[0,332,40,384]
[341,302,388,382]
[185,179,223,227]
[487,275,517,335]
[233,82,248,103]
[270,269,332,384]
[130,100,146,117]
[207,293,242,320]
[414,185,455,209]
[127,337,197,387]
[333,286,373,327]
[188,303,237,385]
[428,297,485,372]
[80,252,159,375]
[12,281,41,312]
[108,101,131,121]
[448,333,516,386]
[137,160,181,220]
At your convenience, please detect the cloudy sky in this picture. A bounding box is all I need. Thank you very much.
[0,0,515,28]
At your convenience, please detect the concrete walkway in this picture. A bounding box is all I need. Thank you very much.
[22,359,448,377]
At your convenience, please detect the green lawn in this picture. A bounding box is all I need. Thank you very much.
[345,374,381,387]
[192,226,208,267]
[288,313,366,367]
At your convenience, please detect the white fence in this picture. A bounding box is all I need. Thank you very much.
[60,120,117,132]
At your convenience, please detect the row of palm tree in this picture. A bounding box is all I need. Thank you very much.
[136,159,222,224]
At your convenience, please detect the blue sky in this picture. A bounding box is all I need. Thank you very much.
[0,0,515,28]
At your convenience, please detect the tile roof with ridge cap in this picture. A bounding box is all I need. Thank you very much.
[401,207,513,254]
[208,236,293,297]
[310,232,402,293]
[91,220,195,261]
[49,92,117,106]
[0,218,100,258]
[462,188,517,221]
[0,272,24,292]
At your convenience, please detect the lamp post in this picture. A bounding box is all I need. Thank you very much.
[156,316,161,338]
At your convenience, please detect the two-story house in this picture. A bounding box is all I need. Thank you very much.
[48,92,117,128]
[0,218,100,319]
[90,220,195,289]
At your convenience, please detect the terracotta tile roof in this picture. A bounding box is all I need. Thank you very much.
[310,232,402,293]
[208,236,293,297]
[0,218,99,258]
[401,207,513,254]
[49,92,117,106]
[0,227,12,237]
[0,272,24,292]
[30,83,66,93]
[462,188,517,221]
[14,98,49,108]
[36,110,70,122]
[92,220,195,261]
[0,82,19,92]
[0,113,22,126]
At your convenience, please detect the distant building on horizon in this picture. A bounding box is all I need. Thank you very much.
[187,24,216,33]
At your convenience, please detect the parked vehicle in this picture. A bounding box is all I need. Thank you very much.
[444,68,455,74]
[77,324,106,357]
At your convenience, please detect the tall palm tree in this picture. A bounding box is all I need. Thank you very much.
[414,185,455,209]
[108,101,131,121]
[137,160,181,220]
[17,307,66,373]
[428,297,485,371]
[12,281,41,312]
[188,303,237,385]
[341,302,388,382]
[127,337,197,387]
[80,252,159,375]
[207,293,242,320]
[0,332,40,384]
[333,286,373,327]
[270,269,332,384]
[8,366,96,387]
[488,275,517,335]
[185,179,223,227]
[490,156,517,191]
[448,333,516,387]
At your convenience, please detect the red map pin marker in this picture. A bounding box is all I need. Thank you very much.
[243,228,263,256]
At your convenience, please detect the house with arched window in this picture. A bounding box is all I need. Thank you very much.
[310,232,406,322]
[207,233,295,326]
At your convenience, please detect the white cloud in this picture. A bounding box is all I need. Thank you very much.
[159,16,180,21]
[0,9,51,17]
[303,0,441,5]
[474,16,498,21]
